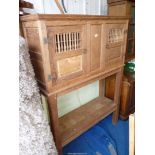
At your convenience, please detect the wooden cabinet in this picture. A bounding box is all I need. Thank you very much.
[108,0,135,62]
[105,72,135,119]
[21,14,129,154]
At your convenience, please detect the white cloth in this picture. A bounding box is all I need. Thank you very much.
[19,36,57,155]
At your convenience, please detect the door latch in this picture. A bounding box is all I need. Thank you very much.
[48,74,56,81]
[43,37,53,44]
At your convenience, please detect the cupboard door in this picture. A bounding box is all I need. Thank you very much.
[105,23,127,69]
[90,24,102,71]
[47,25,87,83]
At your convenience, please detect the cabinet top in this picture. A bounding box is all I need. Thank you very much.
[20,14,129,22]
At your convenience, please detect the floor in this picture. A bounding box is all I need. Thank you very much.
[63,114,129,155]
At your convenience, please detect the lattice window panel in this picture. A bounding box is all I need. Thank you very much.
[55,32,81,53]
[108,28,123,44]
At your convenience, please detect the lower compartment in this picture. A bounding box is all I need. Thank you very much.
[63,114,129,155]
[59,96,116,146]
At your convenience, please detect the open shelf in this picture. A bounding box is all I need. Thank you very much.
[59,96,116,146]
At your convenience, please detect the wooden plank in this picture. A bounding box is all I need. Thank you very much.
[107,46,122,60]
[112,67,123,123]
[129,113,135,155]
[55,49,85,60]
[29,51,42,61]
[86,23,91,73]
[57,55,82,77]
[22,21,39,28]
[25,28,42,53]
[45,21,87,26]
[55,67,122,96]
[90,24,101,71]
[59,96,116,146]
[47,94,62,154]
[30,59,46,84]
[108,3,127,16]
[20,14,130,22]
[99,79,105,97]
[37,21,53,92]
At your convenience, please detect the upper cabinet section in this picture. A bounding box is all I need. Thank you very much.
[21,14,129,91]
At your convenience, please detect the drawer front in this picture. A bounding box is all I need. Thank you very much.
[105,23,127,69]
[47,25,87,83]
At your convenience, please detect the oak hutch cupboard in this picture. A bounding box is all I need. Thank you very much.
[21,14,129,154]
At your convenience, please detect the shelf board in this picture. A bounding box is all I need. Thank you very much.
[59,96,116,146]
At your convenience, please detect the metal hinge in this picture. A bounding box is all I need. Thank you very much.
[43,37,53,44]
[43,37,48,44]
[48,74,56,81]
[48,75,52,81]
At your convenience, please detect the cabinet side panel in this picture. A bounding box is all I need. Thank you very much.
[22,26,46,90]
[25,28,42,53]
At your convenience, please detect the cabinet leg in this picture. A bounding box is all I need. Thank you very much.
[99,79,105,97]
[47,94,62,155]
[112,69,123,124]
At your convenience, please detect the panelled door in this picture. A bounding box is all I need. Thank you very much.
[47,24,87,84]
[104,22,128,70]
[89,23,102,72]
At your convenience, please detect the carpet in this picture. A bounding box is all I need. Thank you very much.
[63,114,129,155]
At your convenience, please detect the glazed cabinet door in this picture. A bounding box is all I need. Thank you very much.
[104,22,128,70]
[47,25,87,84]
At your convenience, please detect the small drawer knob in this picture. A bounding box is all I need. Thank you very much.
[94,34,98,38]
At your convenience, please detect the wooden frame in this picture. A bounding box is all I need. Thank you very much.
[129,113,135,155]
[21,14,129,154]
